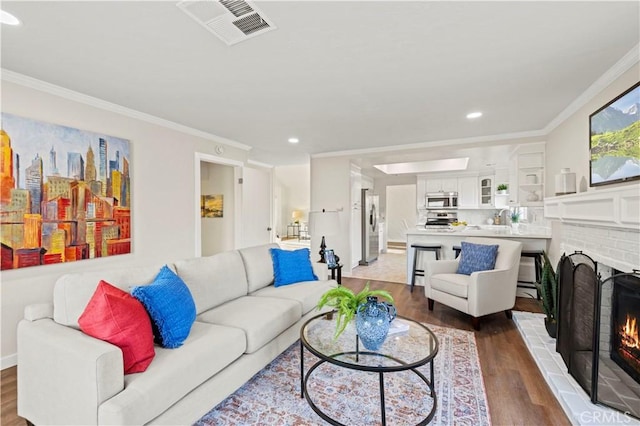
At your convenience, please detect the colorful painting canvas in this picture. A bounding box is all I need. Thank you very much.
[201,194,223,218]
[1,113,132,270]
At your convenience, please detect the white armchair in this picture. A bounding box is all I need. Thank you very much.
[425,237,522,330]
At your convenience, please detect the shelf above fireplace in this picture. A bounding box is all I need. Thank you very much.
[544,185,640,230]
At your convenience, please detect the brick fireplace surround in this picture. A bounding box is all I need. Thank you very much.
[515,186,640,425]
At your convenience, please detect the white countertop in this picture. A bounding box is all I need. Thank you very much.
[406,227,551,239]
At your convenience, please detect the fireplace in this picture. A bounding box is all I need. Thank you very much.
[556,254,640,420]
[611,274,640,384]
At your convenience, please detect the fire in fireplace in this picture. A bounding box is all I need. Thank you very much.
[611,274,640,384]
[621,315,638,349]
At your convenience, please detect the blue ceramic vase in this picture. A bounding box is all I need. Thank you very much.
[355,296,397,350]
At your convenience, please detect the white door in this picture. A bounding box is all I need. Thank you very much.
[240,166,273,248]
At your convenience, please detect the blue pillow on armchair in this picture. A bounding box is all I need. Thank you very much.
[270,248,318,287]
[456,242,499,275]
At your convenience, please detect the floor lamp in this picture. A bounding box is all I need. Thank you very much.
[308,209,339,263]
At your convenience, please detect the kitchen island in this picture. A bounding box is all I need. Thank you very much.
[406,226,551,287]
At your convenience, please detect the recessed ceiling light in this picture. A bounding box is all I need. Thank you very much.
[466,112,483,119]
[1,10,21,26]
[288,137,299,144]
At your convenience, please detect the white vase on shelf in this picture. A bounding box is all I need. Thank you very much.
[527,191,539,202]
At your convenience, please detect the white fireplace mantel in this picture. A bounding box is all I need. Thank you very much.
[544,185,640,230]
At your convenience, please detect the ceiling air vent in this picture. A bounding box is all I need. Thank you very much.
[177,0,276,46]
[233,12,270,35]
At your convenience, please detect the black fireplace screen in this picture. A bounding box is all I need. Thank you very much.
[555,252,640,420]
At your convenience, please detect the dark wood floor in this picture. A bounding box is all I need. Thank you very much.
[1,277,570,425]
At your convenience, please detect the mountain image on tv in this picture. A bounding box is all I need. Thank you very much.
[590,84,640,184]
[591,102,640,134]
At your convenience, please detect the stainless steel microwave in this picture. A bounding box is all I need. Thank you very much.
[425,192,458,209]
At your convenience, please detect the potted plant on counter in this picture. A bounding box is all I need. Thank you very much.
[497,184,508,194]
[317,282,394,340]
[535,251,558,338]
[510,211,520,232]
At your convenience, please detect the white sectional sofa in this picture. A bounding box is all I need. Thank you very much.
[17,243,335,425]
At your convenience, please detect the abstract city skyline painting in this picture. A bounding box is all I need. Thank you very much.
[1,113,132,270]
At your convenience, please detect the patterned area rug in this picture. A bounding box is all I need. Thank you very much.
[195,324,490,425]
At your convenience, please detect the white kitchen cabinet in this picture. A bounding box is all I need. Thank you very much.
[425,178,458,193]
[457,176,478,208]
[479,175,494,207]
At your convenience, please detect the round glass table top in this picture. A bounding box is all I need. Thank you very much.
[301,311,439,372]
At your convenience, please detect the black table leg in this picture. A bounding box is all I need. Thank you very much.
[300,340,304,399]
[430,359,435,397]
[379,372,386,426]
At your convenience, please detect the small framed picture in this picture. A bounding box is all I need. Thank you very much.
[325,249,337,267]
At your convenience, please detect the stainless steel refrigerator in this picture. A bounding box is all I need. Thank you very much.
[359,188,379,265]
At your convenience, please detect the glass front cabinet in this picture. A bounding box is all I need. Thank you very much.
[479,176,494,207]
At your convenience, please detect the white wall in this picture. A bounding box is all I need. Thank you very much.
[373,174,417,222]
[0,80,249,367]
[200,162,235,256]
[545,64,640,198]
[310,156,351,270]
[385,184,416,242]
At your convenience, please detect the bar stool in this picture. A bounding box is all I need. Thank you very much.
[410,244,442,292]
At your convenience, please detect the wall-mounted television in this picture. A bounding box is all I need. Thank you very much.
[589,82,640,187]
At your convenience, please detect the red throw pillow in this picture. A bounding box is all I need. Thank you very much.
[79,280,155,374]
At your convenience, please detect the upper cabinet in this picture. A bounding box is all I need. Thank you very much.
[425,178,458,193]
[479,175,494,207]
[458,176,479,208]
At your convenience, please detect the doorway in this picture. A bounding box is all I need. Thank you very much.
[195,153,243,257]
[195,154,274,256]
[385,184,416,250]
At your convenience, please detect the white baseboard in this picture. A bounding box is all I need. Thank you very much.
[2,353,17,370]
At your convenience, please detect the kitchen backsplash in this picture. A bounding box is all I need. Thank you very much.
[456,207,550,228]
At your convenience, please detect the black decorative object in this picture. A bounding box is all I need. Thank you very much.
[309,209,339,263]
[319,236,326,263]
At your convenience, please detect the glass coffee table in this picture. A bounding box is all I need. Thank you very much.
[300,311,439,425]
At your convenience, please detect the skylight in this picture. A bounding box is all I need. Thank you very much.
[374,158,470,175]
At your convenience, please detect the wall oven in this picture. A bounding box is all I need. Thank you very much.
[425,192,458,210]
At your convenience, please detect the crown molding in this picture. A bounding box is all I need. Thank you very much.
[312,129,546,159]
[246,159,274,169]
[544,44,640,134]
[1,69,251,152]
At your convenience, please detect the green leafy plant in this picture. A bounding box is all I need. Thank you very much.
[316,282,394,339]
[535,251,557,322]
[497,183,508,191]
[510,211,520,223]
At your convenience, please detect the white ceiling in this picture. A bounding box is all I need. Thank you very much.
[1,1,639,176]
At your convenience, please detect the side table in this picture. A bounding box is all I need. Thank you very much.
[328,264,342,284]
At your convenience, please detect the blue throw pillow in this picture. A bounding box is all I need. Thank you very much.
[456,242,499,276]
[270,248,318,287]
[131,265,196,348]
